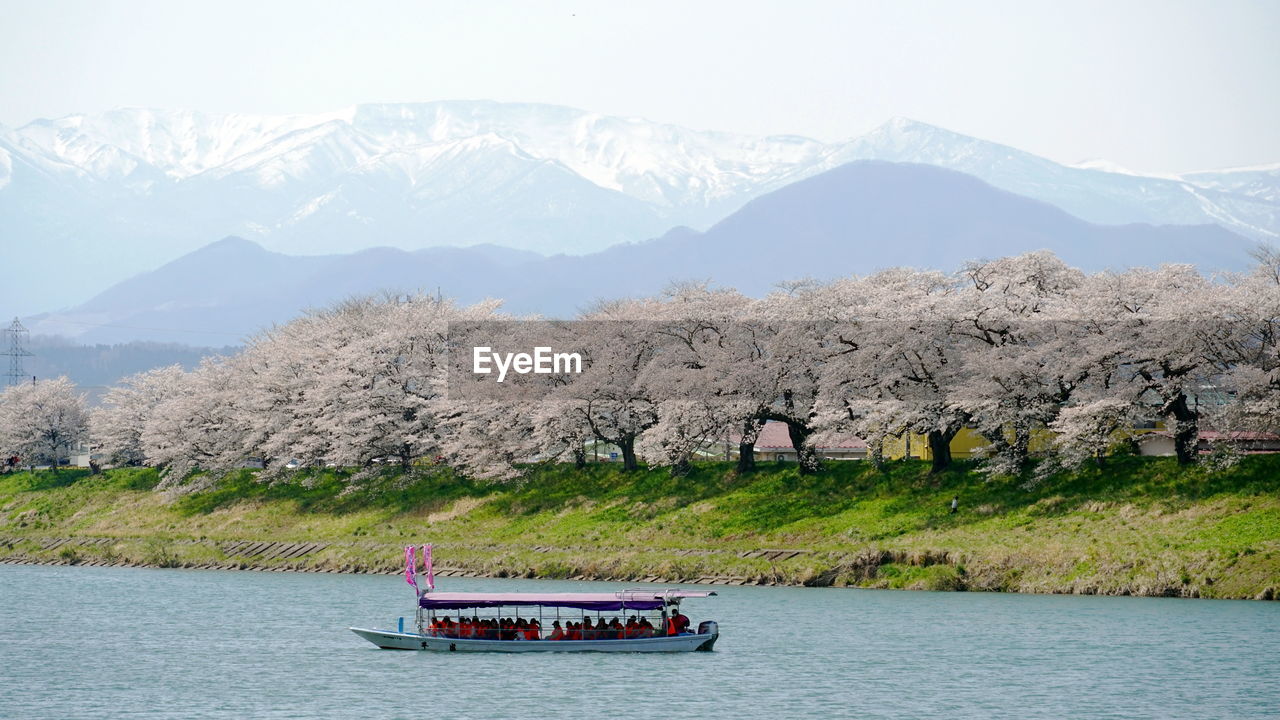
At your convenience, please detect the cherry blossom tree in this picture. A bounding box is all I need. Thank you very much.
[92,365,188,467]
[949,253,1089,474]
[1072,266,1221,464]
[633,283,764,473]
[820,269,973,473]
[140,357,249,486]
[0,377,89,469]
[1204,246,1280,437]
[234,312,339,472]
[1047,397,1143,470]
[552,300,664,472]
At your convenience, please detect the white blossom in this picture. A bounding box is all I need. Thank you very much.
[0,377,89,468]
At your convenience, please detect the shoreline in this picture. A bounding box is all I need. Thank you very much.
[3,535,1275,600]
[3,458,1278,602]
[0,536,844,587]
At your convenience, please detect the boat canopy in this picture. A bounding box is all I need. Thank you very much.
[417,590,716,611]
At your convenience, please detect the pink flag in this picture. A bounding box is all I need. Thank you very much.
[423,543,435,590]
[404,545,417,588]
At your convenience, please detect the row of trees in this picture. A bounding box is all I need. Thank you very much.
[2,250,1277,486]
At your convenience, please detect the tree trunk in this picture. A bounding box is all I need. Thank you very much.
[927,428,957,473]
[618,436,638,472]
[572,447,587,470]
[786,422,821,475]
[1013,424,1031,468]
[870,438,885,472]
[1167,393,1199,465]
[671,455,691,477]
[736,418,763,473]
[736,441,756,473]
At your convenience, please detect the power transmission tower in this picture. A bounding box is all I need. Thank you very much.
[2,318,32,386]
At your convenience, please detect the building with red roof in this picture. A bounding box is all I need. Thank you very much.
[751,421,868,461]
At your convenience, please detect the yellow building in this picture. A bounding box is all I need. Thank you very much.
[880,421,1166,461]
[880,428,993,461]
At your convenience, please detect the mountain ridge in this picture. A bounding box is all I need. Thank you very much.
[28,160,1258,346]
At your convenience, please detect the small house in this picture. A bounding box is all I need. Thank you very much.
[752,421,867,461]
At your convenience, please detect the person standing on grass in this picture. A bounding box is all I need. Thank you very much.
[950,496,959,514]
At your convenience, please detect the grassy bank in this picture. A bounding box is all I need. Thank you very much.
[1,456,1278,599]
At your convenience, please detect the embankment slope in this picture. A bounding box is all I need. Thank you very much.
[1,457,1277,600]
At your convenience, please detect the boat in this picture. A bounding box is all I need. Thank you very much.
[349,546,720,652]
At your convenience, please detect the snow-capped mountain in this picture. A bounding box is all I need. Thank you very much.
[831,118,1279,237]
[2,101,1277,316]
[8,101,834,238]
[1180,162,1280,205]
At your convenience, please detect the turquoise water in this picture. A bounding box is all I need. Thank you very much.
[1,564,1277,719]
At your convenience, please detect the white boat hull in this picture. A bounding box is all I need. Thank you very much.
[349,627,718,652]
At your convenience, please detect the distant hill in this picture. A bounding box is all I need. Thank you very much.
[28,161,1260,345]
[574,160,1258,298]
[22,336,239,404]
[25,239,536,345]
[3,102,1277,315]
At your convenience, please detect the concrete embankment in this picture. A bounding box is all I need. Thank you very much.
[4,535,1271,600]
[0,535,835,586]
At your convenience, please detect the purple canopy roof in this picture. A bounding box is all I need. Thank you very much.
[417,590,716,611]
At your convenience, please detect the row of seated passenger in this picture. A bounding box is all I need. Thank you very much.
[547,616,660,640]
[427,614,683,640]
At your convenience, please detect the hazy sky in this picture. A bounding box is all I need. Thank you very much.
[3,0,1277,172]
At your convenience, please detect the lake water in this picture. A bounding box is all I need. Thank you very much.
[1,565,1277,719]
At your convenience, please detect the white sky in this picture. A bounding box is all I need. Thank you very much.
[2,0,1277,173]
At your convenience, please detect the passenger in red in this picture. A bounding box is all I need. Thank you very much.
[547,621,565,641]
[581,617,595,640]
[676,612,690,633]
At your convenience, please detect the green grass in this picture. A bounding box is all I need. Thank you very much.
[1,456,1278,599]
